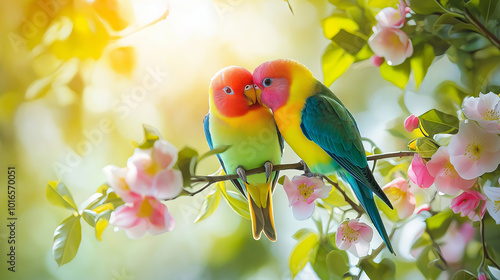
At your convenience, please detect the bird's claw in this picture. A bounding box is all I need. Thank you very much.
[236,167,248,184]
[264,161,273,183]
[300,160,319,178]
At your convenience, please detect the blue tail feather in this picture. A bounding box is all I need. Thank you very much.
[339,171,395,254]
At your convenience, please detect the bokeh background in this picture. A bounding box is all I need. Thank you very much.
[0,0,464,279]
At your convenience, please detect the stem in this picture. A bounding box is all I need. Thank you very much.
[464,7,500,50]
[480,218,500,270]
[426,227,449,269]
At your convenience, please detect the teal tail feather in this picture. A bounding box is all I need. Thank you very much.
[341,172,395,254]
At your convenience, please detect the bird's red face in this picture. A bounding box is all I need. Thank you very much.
[253,59,292,111]
[210,66,257,117]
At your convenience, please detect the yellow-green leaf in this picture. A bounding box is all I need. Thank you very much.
[95,218,109,242]
[411,44,435,89]
[53,214,82,267]
[380,60,411,89]
[415,137,440,159]
[289,231,319,278]
[321,15,358,39]
[46,181,78,211]
[134,124,162,149]
[220,184,250,220]
[322,43,355,87]
[326,250,349,279]
[194,186,221,223]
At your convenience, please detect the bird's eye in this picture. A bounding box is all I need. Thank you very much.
[254,84,259,89]
[263,78,274,87]
[244,85,252,91]
[223,86,234,95]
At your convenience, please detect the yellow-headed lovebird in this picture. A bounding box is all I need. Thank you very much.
[253,59,395,253]
[204,66,284,241]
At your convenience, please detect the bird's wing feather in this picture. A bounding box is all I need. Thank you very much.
[203,114,247,197]
[300,91,391,207]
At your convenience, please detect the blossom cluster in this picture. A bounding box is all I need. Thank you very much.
[368,0,413,66]
[104,139,182,239]
[407,92,500,223]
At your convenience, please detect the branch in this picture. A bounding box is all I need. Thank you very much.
[182,151,415,201]
[192,151,416,184]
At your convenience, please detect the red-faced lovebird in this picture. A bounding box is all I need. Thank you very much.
[253,59,394,253]
[204,66,283,241]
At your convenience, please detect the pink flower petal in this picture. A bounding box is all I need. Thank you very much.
[292,201,316,221]
[109,204,141,229]
[103,165,141,203]
[152,169,183,199]
[404,115,419,132]
[153,140,178,170]
[408,154,435,188]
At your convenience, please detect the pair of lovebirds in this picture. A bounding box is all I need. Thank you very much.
[204,59,394,253]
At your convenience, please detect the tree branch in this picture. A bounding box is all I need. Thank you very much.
[182,151,416,201]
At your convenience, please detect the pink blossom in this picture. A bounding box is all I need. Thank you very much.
[484,180,500,224]
[478,273,488,280]
[404,115,419,132]
[104,139,182,238]
[382,178,415,219]
[448,121,500,180]
[375,4,408,28]
[371,55,384,67]
[450,191,487,221]
[440,222,476,263]
[335,219,373,257]
[463,92,500,134]
[109,196,175,239]
[408,154,435,189]
[426,146,476,195]
[283,176,331,220]
[126,139,183,199]
[368,27,413,66]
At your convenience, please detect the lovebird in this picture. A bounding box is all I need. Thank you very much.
[253,59,395,253]
[204,66,283,241]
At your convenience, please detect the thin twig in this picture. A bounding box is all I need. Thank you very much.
[322,176,365,215]
[481,218,500,270]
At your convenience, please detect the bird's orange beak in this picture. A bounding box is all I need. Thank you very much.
[244,86,257,106]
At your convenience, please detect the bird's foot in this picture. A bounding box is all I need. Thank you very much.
[300,160,320,178]
[236,166,248,184]
[264,161,273,183]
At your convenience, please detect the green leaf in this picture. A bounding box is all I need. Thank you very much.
[197,145,231,163]
[135,124,162,149]
[416,137,440,158]
[46,181,78,211]
[293,228,315,240]
[416,247,443,280]
[331,29,366,56]
[411,44,435,89]
[321,14,358,39]
[289,232,318,278]
[419,109,460,137]
[380,60,411,89]
[52,214,82,267]
[322,43,355,87]
[407,0,446,14]
[176,147,199,188]
[359,258,396,280]
[220,185,250,220]
[451,270,478,280]
[278,175,287,185]
[426,209,454,239]
[328,0,357,9]
[326,249,349,280]
[194,186,221,223]
[81,209,97,227]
